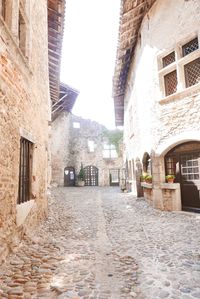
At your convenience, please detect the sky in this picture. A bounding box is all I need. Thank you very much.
[60,0,121,129]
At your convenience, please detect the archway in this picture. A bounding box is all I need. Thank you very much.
[135,157,143,197]
[142,152,151,174]
[165,141,200,212]
[64,167,75,186]
[84,166,99,186]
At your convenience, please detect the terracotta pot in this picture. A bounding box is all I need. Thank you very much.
[167,179,174,183]
[77,180,85,187]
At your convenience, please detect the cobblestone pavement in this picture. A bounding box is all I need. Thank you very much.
[0,187,200,299]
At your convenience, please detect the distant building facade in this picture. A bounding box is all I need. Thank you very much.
[113,0,200,212]
[0,0,65,263]
[51,113,123,187]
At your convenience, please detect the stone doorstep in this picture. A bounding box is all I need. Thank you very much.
[172,210,200,218]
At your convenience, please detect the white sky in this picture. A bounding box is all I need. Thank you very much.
[60,0,121,129]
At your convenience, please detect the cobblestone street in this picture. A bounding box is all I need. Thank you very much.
[1,187,200,299]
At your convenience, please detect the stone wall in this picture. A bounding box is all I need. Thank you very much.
[123,0,200,209]
[51,113,123,186]
[0,0,50,263]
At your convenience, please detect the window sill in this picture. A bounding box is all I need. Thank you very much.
[159,82,200,104]
[161,183,180,190]
[141,182,152,189]
[16,200,36,227]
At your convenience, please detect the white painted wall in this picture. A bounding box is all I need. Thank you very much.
[124,0,200,164]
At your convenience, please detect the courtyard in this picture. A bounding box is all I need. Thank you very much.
[0,187,200,299]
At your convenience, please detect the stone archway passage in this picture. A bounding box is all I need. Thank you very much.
[84,166,99,186]
[64,167,75,186]
[165,141,200,212]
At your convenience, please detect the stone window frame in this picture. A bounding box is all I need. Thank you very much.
[73,122,80,129]
[103,143,118,159]
[158,31,200,102]
[0,0,30,59]
[88,140,95,153]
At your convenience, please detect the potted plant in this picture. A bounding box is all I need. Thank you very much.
[140,174,148,182]
[166,174,175,183]
[145,175,152,184]
[77,163,85,186]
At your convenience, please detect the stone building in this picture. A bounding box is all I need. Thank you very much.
[113,0,200,212]
[52,112,123,187]
[0,0,65,263]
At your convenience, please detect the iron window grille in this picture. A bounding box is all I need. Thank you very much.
[165,156,176,176]
[162,51,175,68]
[182,38,199,57]
[184,57,200,88]
[164,70,178,96]
[18,138,33,204]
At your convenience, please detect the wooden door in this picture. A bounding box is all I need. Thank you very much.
[180,152,200,211]
[109,169,120,186]
[64,167,75,187]
[84,166,98,186]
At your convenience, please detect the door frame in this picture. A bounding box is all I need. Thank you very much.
[84,165,99,186]
[64,166,75,187]
[165,142,200,212]
[109,169,120,186]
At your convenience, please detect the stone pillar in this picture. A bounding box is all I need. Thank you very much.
[151,151,165,210]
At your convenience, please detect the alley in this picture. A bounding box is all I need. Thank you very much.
[1,187,200,299]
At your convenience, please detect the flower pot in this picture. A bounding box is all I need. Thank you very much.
[167,179,174,183]
[145,179,152,184]
[77,180,85,187]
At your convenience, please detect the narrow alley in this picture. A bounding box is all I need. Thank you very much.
[0,187,200,299]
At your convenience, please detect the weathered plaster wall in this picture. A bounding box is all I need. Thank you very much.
[51,113,123,186]
[124,0,200,164]
[0,0,50,263]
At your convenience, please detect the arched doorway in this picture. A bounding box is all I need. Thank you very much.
[142,152,151,174]
[64,167,75,186]
[136,157,143,197]
[165,141,200,211]
[84,166,98,186]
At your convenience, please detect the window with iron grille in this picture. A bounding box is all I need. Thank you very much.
[162,51,175,68]
[182,38,199,57]
[165,156,176,176]
[18,138,33,204]
[184,57,200,88]
[164,70,178,96]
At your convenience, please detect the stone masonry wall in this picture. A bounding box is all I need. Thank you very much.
[0,0,50,263]
[51,113,123,186]
[124,0,200,165]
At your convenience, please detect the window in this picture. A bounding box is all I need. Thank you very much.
[165,156,176,176]
[164,70,178,96]
[162,51,175,68]
[88,140,95,152]
[159,36,200,98]
[182,38,199,57]
[184,58,200,88]
[73,122,80,128]
[18,138,33,204]
[103,144,118,159]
